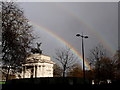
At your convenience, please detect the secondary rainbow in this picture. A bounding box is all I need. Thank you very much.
[29,21,92,70]
[57,4,115,54]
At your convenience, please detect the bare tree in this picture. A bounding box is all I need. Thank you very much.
[53,64,63,77]
[113,49,120,80]
[2,2,34,81]
[98,57,114,80]
[88,44,107,68]
[67,63,83,77]
[54,47,77,77]
[88,44,108,82]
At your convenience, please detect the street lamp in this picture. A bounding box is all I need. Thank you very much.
[76,33,88,82]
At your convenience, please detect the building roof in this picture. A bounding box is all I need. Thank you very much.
[24,54,55,64]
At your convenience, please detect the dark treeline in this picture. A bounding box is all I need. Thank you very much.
[53,44,120,84]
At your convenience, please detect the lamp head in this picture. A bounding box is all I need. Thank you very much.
[84,36,88,38]
[76,34,80,37]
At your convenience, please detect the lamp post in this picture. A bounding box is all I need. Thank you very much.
[76,33,88,82]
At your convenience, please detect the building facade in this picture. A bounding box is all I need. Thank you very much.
[20,54,55,78]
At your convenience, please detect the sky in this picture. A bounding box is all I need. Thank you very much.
[1,0,120,2]
[17,2,118,68]
[1,2,118,69]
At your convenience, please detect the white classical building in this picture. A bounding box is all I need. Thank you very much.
[20,54,55,78]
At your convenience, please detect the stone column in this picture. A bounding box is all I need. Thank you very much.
[35,65,37,78]
[21,66,24,78]
[42,65,45,77]
[37,65,39,77]
[23,66,26,78]
[33,65,35,78]
[41,65,43,77]
[22,66,24,78]
[39,65,42,77]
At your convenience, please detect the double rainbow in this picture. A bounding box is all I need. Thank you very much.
[30,21,92,70]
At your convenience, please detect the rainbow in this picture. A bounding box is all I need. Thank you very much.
[56,4,116,55]
[26,4,116,71]
[29,21,92,70]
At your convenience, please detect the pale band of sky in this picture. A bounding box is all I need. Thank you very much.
[0,0,119,2]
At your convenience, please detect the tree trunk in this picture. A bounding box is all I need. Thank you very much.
[63,71,65,77]
[6,66,10,81]
[63,65,66,77]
